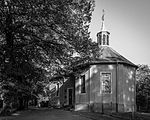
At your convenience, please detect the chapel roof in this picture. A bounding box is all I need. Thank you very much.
[91,45,137,68]
[73,45,137,69]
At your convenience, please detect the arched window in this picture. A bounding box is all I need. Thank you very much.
[99,35,102,45]
[107,35,109,45]
[80,75,86,93]
[103,34,106,45]
[101,72,112,94]
[97,34,102,45]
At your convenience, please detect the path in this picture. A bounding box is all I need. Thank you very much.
[1,108,92,120]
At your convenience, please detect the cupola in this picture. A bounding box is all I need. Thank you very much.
[97,10,110,46]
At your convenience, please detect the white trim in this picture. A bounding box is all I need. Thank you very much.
[100,72,112,94]
[67,87,73,105]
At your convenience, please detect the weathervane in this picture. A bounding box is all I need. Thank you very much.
[101,9,105,31]
[102,9,105,21]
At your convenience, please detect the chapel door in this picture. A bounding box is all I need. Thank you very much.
[68,88,73,106]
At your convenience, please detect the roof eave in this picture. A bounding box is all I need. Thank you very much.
[90,61,138,68]
[75,60,138,69]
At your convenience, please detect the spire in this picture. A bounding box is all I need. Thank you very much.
[97,9,110,46]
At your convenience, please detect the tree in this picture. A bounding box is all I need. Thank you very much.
[0,0,95,112]
[136,64,150,111]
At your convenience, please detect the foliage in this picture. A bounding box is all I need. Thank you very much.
[136,64,150,110]
[0,0,95,110]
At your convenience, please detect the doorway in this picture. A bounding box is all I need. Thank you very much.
[67,88,73,106]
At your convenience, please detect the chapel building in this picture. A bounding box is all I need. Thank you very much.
[49,11,138,113]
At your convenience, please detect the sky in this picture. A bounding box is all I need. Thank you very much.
[89,0,150,65]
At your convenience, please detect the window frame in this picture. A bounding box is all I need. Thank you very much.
[100,72,112,94]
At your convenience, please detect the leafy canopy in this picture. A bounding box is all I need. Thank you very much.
[0,0,95,107]
[136,64,150,107]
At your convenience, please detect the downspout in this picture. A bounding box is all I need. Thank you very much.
[134,69,137,112]
[89,66,91,112]
[132,68,137,119]
[74,75,76,108]
[62,77,65,107]
[71,74,75,108]
[102,84,104,114]
[116,61,118,112]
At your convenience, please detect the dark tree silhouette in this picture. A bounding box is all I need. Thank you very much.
[136,64,150,111]
[0,0,95,112]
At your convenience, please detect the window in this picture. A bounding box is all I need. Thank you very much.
[99,35,102,45]
[81,75,86,93]
[103,34,106,45]
[107,35,109,45]
[56,83,59,96]
[101,72,111,94]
